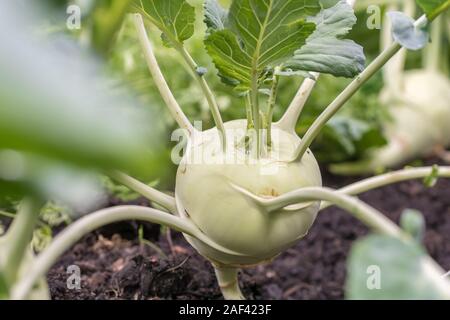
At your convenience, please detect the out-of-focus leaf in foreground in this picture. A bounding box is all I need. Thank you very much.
[0,151,105,212]
[0,2,164,208]
[346,234,450,299]
[0,1,160,174]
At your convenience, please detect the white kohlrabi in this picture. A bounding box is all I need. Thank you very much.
[375,70,450,168]
[175,120,322,266]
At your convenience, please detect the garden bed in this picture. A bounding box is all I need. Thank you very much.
[47,161,450,300]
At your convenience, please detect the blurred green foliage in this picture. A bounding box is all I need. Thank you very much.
[0,1,165,209]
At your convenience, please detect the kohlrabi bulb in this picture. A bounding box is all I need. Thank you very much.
[175,120,322,266]
[376,70,450,168]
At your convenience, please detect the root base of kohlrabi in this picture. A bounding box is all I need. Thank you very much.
[175,120,322,266]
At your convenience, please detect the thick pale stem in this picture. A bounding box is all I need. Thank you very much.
[214,265,245,300]
[245,93,254,129]
[3,198,42,282]
[381,3,406,95]
[251,75,261,158]
[11,205,243,300]
[133,14,194,135]
[320,166,450,209]
[294,14,431,161]
[176,46,227,150]
[235,185,448,288]
[109,171,177,213]
[266,70,280,148]
[294,43,401,160]
[424,16,443,72]
[243,186,401,236]
[382,0,415,92]
[277,73,319,133]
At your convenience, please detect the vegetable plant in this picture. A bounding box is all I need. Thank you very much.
[1,0,450,300]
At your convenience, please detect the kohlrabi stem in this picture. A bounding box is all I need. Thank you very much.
[11,205,243,300]
[381,3,405,96]
[320,166,450,209]
[175,45,227,151]
[138,10,226,149]
[382,0,415,94]
[251,74,261,158]
[266,69,280,148]
[3,198,42,283]
[249,187,401,236]
[133,14,194,135]
[236,185,449,287]
[214,265,245,300]
[425,16,443,72]
[294,13,436,161]
[245,93,254,129]
[277,73,319,133]
[109,171,177,213]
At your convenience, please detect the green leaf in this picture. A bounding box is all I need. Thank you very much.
[204,0,228,31]
[205,29,253,88]
[388,11,429,50]
[286,1,365,78]
[346,235,450,299]
[141,0,196,46]
[416,0,449,18]
[205,0,320,88]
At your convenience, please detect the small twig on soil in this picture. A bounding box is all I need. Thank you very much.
[283,283,314,298]
[163,256,190,274]
[166,228,175,256]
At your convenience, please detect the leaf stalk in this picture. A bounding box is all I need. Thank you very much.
[133,14,194,135]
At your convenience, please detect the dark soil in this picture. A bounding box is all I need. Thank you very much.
[47,161,450,300]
